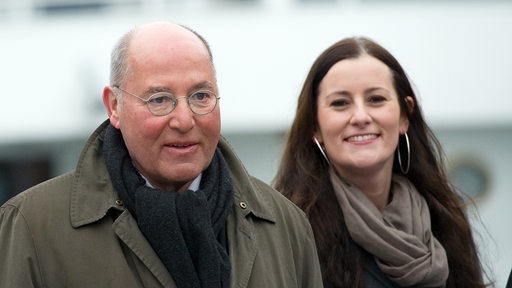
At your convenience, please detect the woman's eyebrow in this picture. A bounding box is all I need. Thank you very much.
[365,87,390,94]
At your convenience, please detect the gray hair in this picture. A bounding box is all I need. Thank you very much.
[109,24,214,87]
[110,28,134,86]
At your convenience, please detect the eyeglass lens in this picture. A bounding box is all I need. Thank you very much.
[146,90,217,115]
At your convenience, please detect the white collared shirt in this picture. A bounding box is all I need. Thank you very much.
[141,174,202,192]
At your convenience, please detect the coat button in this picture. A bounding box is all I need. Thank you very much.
[239,202,247,209]
[115,199,124,206]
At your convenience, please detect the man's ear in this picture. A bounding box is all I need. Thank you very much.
[102,86,121,128]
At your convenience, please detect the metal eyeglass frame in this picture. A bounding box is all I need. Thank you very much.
[113,85,220,116]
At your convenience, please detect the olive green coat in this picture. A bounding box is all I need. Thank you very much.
[0,121,323,288]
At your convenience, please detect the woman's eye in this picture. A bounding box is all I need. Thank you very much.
[330,99,348,107]
[368,95,386,103]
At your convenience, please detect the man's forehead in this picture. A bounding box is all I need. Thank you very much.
[133,23,201,47]
[129,25,207,61]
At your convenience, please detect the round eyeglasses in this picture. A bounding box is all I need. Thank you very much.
[113,86,220,116]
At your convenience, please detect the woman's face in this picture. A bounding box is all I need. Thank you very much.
[314,54,410,179]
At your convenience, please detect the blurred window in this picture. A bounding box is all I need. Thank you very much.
[212,0,259,3]
[448,156,490,204]
[32,0,141,15]
[361,0,509,2]
[0,158,51,205]
[297,0,336,2]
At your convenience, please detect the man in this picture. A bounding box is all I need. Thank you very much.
[0,21,323,287]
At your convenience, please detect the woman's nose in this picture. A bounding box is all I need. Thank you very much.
[349,103,371,126]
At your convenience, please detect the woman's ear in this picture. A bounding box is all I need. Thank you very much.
[102,86,121,128]
[313,131,323,144]
[405,96,415,114]
[400,96,415,134]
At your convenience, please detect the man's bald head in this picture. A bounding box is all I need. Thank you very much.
[109,21,214,86]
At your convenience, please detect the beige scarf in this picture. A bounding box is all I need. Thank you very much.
[329,168,449,287]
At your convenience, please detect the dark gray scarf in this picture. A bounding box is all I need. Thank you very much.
[103,124,233,288]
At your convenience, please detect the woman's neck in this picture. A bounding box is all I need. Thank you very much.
[337,167,393,211]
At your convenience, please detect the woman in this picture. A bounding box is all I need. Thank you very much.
[273,37,487,287]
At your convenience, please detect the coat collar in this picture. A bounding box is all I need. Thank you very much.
[70,120,122,228]
[217,135,276,224]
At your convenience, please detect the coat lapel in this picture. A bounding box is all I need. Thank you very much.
[226,203,258,288]
[113,210,176,288]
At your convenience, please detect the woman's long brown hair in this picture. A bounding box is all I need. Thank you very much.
[273,37,488,287]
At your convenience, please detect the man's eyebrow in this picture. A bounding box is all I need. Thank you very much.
[145,82,215,95]
[191,81,215,91]
[146,86,171,94]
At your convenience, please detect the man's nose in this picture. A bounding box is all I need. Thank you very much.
[167,97,195,131]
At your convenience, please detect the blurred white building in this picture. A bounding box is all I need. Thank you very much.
[1,0,511,286]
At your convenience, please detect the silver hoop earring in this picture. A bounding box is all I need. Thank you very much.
[397,132,410,174]
[313,136,330,165]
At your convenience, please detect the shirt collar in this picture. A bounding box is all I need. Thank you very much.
[142,173,202,192]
